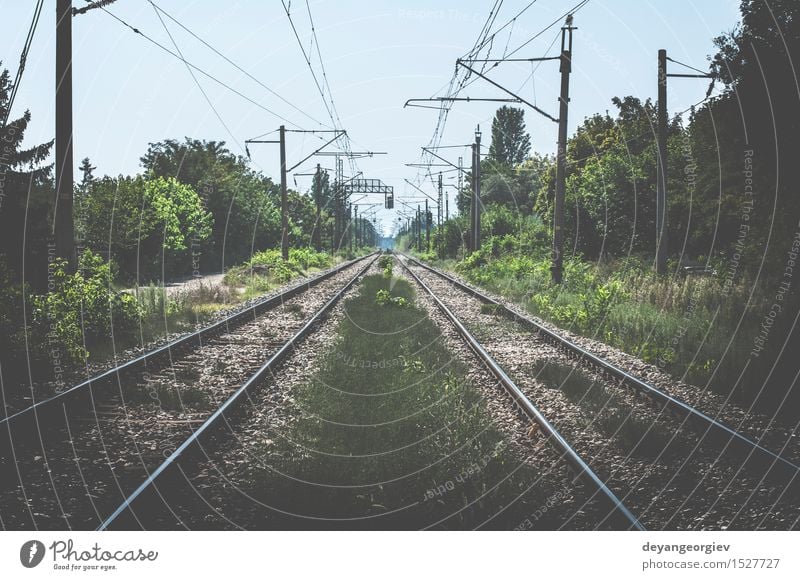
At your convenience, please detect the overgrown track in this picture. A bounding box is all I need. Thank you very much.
[399,254,800,530]
[401,254,800,482]
[0,254,374,439]
[98,254,379,530]
[0,253,376,530]
[397,256,645,531]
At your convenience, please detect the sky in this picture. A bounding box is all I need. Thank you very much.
[1,0,742,235]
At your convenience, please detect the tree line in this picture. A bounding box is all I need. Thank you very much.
[426,0,799,285]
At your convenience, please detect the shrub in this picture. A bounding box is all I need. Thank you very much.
[30,250,142,362]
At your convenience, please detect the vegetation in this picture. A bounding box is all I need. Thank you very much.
[0,62,368,403]
[400,0,800,419]
[230,273,567,529]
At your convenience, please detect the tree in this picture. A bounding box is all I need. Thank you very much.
[488,106,531,167]
[311,168,331,250]
[0,64,54,287]
[77,174,212,282]
[141,138,281,270]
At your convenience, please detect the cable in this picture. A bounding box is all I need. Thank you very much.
[280,1,339,134]
[666,56,711,76]
[147,0,332,130]
[149,2,244,153]
[2,0,45,128]
[73,0,118,15]
[92,3,306,129]
[503,0,590,60]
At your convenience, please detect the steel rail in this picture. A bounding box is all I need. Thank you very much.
[401,254,800,480]
[0,253,376,436]
[98,253,379,530]
[397,256,645,531]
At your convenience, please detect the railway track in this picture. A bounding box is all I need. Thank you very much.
[0,253,377,530]
[4,250,796,530]
[399,254,800,530]
[397,255,644,530]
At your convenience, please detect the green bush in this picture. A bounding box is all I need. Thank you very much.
[30,250,142,362]
[224,247,332,287]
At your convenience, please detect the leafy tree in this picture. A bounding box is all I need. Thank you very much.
[77,174,212,282]
[141,138,281,270]
[488,106,531,167]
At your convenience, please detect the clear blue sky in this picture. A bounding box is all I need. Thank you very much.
[1,0,741,235]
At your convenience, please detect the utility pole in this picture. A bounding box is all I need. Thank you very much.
[55,0,74,269]
[417,205,422,251]
[656,49,668,274]
[348,202,353,254]
[437,172,443,255]
[313,163,322,251]
[471,126,482,253]
[552,15,575,284]
[425,198,430,252]
[354,205,359,248]
[279,125,289,260]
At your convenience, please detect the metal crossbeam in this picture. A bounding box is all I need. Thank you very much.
[342,178,394,195]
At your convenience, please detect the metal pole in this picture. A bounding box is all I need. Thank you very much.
[438,172,443,256]
[279,125,289,260]
[55,0,74,269]
[552,18,574,284]
[446,192,449,220]
[348,202,353,254]
[472,127,482,252]
[656,49,669,274]
[355,205,359,248]
[455,155,461,220]
[425,198,430,252]
[417,205,422,251]
[313,163,322,251]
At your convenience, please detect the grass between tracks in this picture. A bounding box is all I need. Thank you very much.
[235,271,573,529]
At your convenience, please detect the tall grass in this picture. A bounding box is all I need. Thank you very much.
[449,247,798,418]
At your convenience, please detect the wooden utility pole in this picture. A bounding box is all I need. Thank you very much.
[552,16,574,284]
[656,49,668,274]
[55,0,75,269]
[279,125,289,260]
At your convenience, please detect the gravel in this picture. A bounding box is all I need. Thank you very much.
[0,257,372,530]
[402,257,800,530]
[153,258,613,530]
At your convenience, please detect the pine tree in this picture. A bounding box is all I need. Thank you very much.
[0,64,54,282]
[487,106,531,167]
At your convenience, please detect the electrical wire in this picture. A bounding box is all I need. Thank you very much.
[92,2,306,130]
[666,56,711,76]
[2,0,45,128]
[147,0,332,130]
[149,2,244,153]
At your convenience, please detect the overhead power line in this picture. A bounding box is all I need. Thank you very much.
[2,0,45,128]
[91,2,307,130]
[147,0,332,130]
